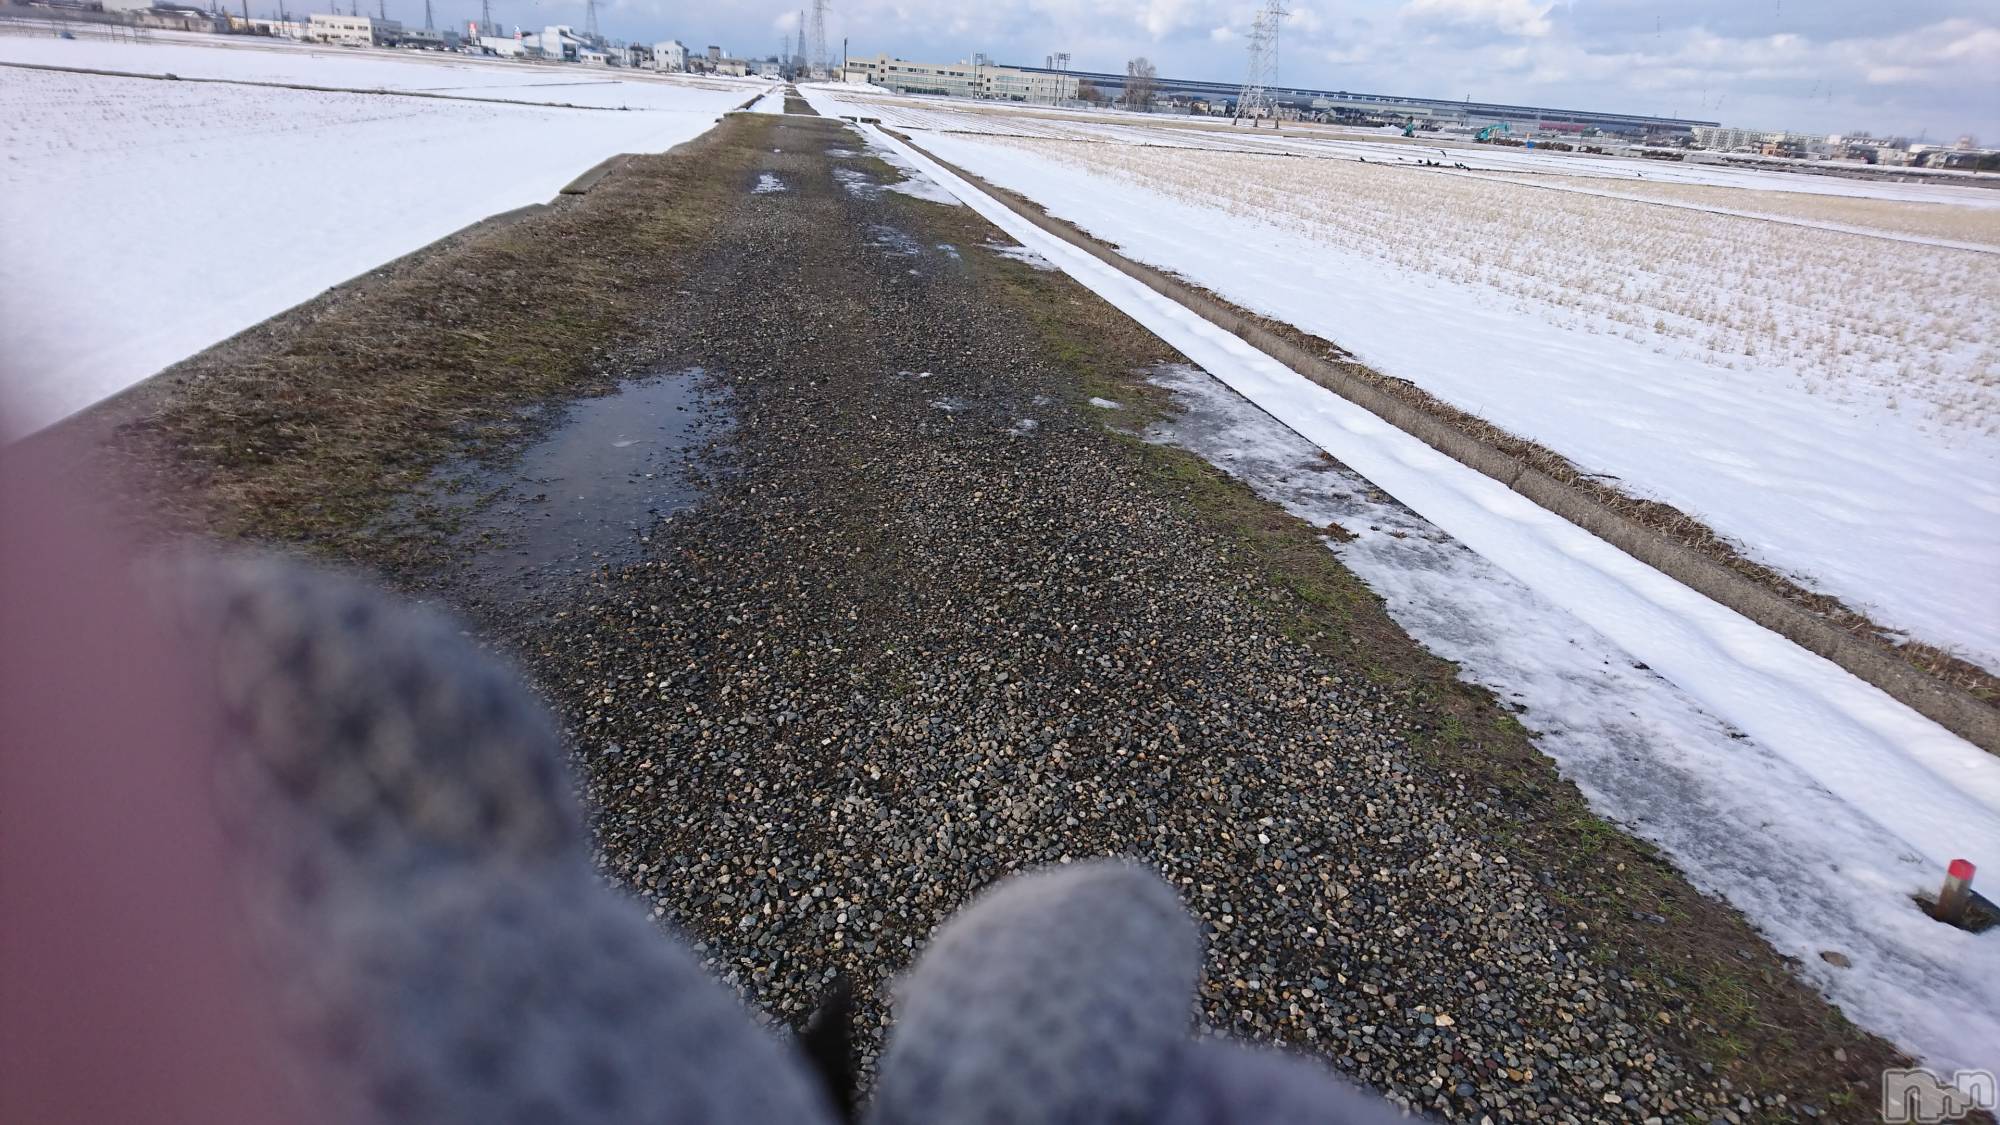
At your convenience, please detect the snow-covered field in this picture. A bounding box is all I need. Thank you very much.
[804,85,2000,677]
[0,27,763,108]
[0,35,757,435]
[805,92,2000,1070]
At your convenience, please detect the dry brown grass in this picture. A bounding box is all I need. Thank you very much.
[92,115,772,567]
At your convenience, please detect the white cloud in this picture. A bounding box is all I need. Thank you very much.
[1401,0,1555,38]
[527,0,1995,138]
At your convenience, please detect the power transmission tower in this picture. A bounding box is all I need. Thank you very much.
[1234,0,1288,129]
[479,0,492,37]
[583,0,599,43]
[375,0,383,21]
[422,0,432,30]
[807,0,828,77]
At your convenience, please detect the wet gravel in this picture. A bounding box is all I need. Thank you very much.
[473,115,1821,1122]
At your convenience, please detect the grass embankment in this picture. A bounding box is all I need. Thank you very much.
[97,115,772,570]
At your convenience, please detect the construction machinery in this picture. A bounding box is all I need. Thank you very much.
[1474,122,1511,142]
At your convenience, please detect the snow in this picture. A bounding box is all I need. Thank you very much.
[806,84,2000,210]
[753,173,786,194]
[833,104,2000,677]
[0,31,766,109]
[854,129,962,207]
[1146,362,2000,1074]
[1,41,747,436]
[856,118,2000,1069]
[748,85,785,115]
[983,239,1059,271]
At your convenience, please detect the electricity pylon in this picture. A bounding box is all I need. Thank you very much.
[1235,1,1288,129]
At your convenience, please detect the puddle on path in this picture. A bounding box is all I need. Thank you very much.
[423,368,731,598]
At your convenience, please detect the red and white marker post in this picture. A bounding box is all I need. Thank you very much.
[1935,859,1976,925]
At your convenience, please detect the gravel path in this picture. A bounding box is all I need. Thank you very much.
[417,112,1890,1122]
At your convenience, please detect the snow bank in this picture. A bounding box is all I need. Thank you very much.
[1147,363,2000,1074]
[1,50,744,436]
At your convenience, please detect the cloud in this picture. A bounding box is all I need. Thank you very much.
[433,0,1996,138]
[1401,0,1556,38]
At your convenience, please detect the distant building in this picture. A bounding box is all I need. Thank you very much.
[842,54,1077,103]
[535,25,585,62]
[98,0,159,13]
[135,4,226,31]
[576,46,609,66]
[1688,124,1827,153]
[399,27,459,49]
[714,57,749,77]
[474,33,524,56]
[307,13,400,46]
[653,39,687,71]
[755,57,782,78]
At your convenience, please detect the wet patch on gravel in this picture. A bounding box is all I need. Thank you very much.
[413,369,731,600]
[833,165,886,200]
[867,224,925,257]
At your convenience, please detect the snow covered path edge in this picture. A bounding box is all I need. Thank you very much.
[860,115,2000,995]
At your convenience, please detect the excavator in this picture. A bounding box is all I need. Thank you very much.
[1475,121,1511,141]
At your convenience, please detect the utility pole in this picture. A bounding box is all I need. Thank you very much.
[1234,0,1288,129]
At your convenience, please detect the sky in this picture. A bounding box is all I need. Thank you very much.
[382,0,2000,139]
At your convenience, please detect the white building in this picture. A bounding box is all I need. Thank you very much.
[532,26,586,62]
[399,27,459,49]
[474,34,524,56]
[307,13,401,46]
[653,39,688,71]
[1690,125,1769,152]
[841,54,1078,103]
